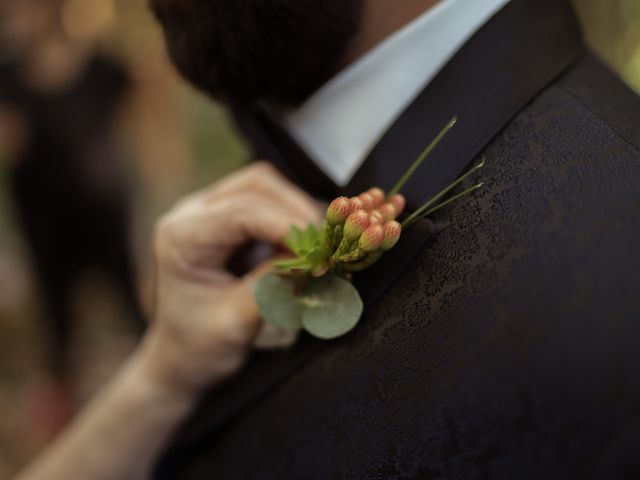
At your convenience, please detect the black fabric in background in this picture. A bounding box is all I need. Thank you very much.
[0,54,145,376]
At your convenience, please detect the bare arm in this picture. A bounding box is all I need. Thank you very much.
[16,345,194,480]
[16,162,322,480]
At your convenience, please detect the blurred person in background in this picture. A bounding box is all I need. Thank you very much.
[0,0,145,441]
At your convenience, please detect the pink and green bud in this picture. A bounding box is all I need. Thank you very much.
[359,224,385,252]
[326,197,352,224]
[378,203,397,222]
[390,194,406,216]
[358,192,375,210]
[367,187,385,207]
[350,197,365,211]
[381,221,402,251]
[343,209,371,241]
[369,210,384,225]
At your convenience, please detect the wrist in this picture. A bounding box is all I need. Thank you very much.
[131,332,201,408]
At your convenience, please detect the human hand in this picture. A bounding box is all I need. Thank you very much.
[139,162,323,397]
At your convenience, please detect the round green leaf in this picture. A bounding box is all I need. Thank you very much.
[301,275,364,340]
[254,274,305,331]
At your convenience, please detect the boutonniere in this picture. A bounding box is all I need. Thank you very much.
[254,118,484,340]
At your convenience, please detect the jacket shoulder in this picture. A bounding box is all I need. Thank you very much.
[556,52,640,149]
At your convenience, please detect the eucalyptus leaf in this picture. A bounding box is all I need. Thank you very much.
[254,274,305,331]
[301,275,364,340]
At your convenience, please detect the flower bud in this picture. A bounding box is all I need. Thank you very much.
[359,224,385,252]
[369,210,384,225]
[343,209,371,241]
[390,194,406,216]
[381,221,402,251]
[350,197,365,211]
[378,203,397,222]
[326,197,352,224]
[367,187,385,207]
[358,192,375,210]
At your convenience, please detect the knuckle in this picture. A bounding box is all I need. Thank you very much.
[154,215,173,240]
[211,309,257,345]
[233,197,275,228]
[248,160,279,180]
[205,162,278,200]
[233,193,261,214]
[252,160,276,173]
[153,215,180,260]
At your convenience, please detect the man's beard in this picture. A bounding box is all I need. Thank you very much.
[151,0,364,108]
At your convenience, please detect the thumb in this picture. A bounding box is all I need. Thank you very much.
[228,261,276,329]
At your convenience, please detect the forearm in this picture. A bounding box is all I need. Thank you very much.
[16,339,196,480]
[14,162,321,479]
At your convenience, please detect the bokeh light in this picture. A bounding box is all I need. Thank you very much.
[61,0,116,41]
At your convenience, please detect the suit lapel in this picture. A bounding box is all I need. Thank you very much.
[344,0,583,209]
[156,0,584,468]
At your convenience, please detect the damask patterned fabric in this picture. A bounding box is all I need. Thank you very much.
[154,0,640,478]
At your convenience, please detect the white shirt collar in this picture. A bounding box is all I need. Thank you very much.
[285,0,512,186]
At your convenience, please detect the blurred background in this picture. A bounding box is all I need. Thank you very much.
[0,0,638,476]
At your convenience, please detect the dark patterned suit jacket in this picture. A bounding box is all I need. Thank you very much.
[154,0,640,478]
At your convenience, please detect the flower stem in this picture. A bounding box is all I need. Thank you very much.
[402,183,484,228]
[400,157,485,228]
[387,117,458,198]
[341,251,384,272]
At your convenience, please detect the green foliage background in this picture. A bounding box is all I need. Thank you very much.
[575,0,640,91]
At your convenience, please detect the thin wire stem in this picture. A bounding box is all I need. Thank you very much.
[387,117,458,198]
[402,183,484,229]
[400,157,485,228]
